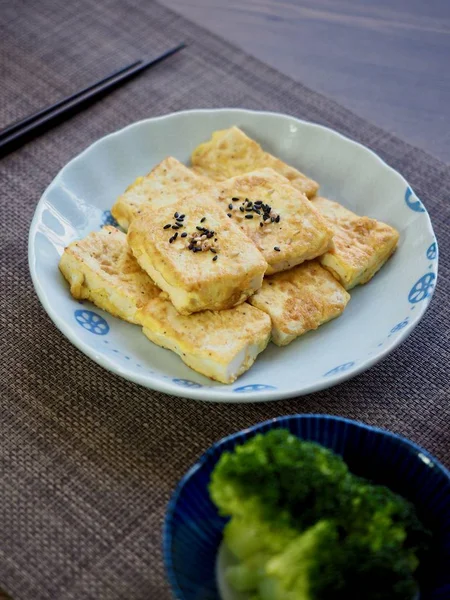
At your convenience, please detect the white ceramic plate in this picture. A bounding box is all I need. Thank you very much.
[29,109,438,402]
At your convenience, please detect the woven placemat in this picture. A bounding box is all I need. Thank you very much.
[1,1,449,598]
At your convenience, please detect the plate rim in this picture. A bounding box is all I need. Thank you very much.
[28,107,439,402]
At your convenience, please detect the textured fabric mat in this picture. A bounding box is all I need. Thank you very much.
[0,1,449,599]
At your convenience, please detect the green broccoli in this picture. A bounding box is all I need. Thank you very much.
[209,429,430,600]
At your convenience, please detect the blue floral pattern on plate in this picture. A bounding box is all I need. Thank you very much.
[404,187,425,213]
[426,242,437,260]
[324,362,355,377]
[173,378,203,389]
[233,384,277,393]
[74,309,109,335]
[408,273,436,304]
[101,210,118,227]
[390,318,409,334]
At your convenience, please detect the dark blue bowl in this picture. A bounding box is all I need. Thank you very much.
[163,415,450,600]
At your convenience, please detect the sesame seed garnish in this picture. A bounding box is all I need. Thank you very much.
[232,197,239,202]
[263,214,271,221]
[172,224,180,229]
[213,255,218,262]
[228,203,233,210]
[200,217,206,223]
[271,216,276,222]
[275,215,280,223]
[245,214,254,219]
[227,213,232,218]
[196,226,204,231]
[174,212,179,218]
[253,209,261,215]
[210,248,217,253]
[260,222,264,227]
[179,214,185,219]
[181,232,187,237]
[164,223,171,229]
[239,206,245,212]
[274,246,280,251]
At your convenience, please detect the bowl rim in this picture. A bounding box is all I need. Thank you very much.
[28,108,439,402]
[163,413,450,600]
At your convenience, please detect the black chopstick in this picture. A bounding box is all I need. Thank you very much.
[0,43,186,158]
[0,60,143,142]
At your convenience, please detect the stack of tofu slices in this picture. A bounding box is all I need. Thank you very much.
[59,127,399,384]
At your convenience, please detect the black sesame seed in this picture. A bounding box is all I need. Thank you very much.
[275,215,281,223]
[239,206,245,212]
[247,201,253,207]
[200,217,206,223]
[174,212,179,218]
[196,226,203,231]
[263,214,271,221]
[169,236,174,243]
[163,224,171,229]
[274,246,281,251]
[188,243,194,250]
[228,203,233,210]
[254,200,262,206]
[207,232,214,239]
[181,232,187,238]
[232,197,239,202]
[210,248,217,253]
[179,214,185,219]
[227,213,232,218]
[260,222,264,228]
[253,209,261,215]
[246,207,253,212]
[172,225,180,230]
[213,255,218,262]
[173,232,178,240]
[245,214,254,219]
[271,216,276,222]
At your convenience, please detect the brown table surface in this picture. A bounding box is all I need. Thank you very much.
[160,0,450,163]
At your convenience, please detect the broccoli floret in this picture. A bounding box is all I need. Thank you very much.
[209,429,349,531]
[209,429,431,600]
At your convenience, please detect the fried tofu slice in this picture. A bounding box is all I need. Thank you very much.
[311,197,400,290]
[191,126,319,198]
[127,194,268,315]
[248,260,350,346]
[111,156,213,230]
[138,299,271,384]
[59,226,160,323]
[217,168,332,274]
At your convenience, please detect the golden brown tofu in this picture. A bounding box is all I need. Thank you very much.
[138,299,271,383]
[59,226,160,323]
[311,197,400,290]
[127,194,268,315]
[191,126,319,198]
[217,168,333,274]
[248,260,350,346]
[111,156,213,230]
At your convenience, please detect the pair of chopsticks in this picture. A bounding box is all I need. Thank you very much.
[0,43,185,158]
